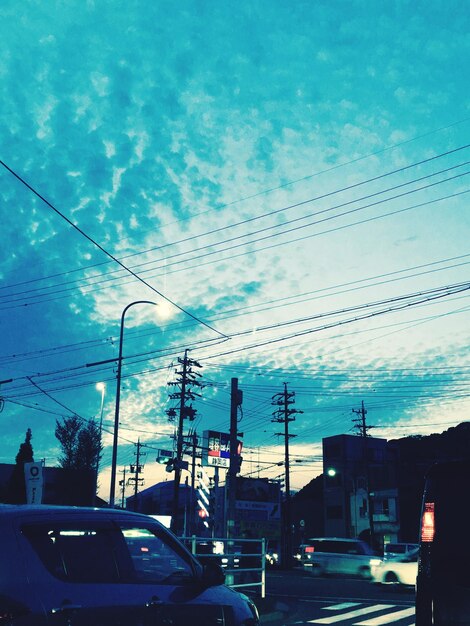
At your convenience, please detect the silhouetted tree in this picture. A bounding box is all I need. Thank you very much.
[55,416,101,471]
[7,428,35,503]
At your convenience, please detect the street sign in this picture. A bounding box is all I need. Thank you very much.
[202,430,231,468]
[24,461,43,504]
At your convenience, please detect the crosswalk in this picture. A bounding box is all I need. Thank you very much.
[306,601,415,625]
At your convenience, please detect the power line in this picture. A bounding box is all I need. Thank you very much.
[0,159,228,339]
[1,146,468,302]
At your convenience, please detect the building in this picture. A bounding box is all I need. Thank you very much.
[322,434,399,550]
[126,480,200,534]
[127,475,282,542]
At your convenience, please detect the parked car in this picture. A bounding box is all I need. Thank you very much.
[370,548,418,586]
[383,542,419,560]
[416,460,470,625]
[300,537,374,578]
[0,504,259,625]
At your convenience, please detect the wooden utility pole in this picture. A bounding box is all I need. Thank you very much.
[227,377,242,538]
[127,439,146,511]
[352,401,375,549]
[167,350,202,535]
[118,467,127,508]
[272,383,302,569]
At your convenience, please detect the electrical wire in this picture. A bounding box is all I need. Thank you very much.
[0,159,228,339]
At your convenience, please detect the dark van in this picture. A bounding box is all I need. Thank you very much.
[416,460,470,625]
[0,504,259,625]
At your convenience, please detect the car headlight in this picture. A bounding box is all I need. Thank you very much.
[370,559,382,566]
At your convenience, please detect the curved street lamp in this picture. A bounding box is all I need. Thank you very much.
[109,300,157,507]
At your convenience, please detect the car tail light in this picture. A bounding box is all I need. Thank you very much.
[421,502,435,542]
[305,546,315,553]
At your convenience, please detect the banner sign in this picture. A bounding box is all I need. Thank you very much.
[24,461,43,504]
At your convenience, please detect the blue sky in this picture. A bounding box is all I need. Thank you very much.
[1,0,469,499]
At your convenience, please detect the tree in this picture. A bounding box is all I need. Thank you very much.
[16,427,34,465]
[6,428,35,503]
[55,416,102,471]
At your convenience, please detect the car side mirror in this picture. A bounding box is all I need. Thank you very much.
[201,562,225,587]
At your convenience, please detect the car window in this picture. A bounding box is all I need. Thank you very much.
[121,527,194,583]
[22,521,195,585]
[385,543,406,554]
[22,524,121,583]
[403,549,419,562]
[346,542,361,555]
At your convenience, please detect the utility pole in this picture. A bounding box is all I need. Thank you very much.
[272,383,302,569]
[352,400,375,549]
[227,377,243,539]
[129,439,146,511]
[118,467,128,509]
[167,350,202,535]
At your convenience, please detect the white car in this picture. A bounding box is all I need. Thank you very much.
[370,548,418,586]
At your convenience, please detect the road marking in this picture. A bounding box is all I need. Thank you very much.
[324,603,361,611]
[355,607,415,625]
[309,605,395,624]
[323,603,362,611]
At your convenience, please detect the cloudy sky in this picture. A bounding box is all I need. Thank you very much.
[1,0,469,501]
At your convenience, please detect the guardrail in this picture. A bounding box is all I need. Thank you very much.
[181,535,266,598]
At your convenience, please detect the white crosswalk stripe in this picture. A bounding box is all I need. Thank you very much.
[355,607,415,625]
[307,602,415,625]
[309,605,394,624]
[323,604,362,611]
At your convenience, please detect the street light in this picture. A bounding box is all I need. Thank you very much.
[94,382,106,505]
[109,300,157,507]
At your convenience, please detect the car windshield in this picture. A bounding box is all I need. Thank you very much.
[22,521,196,585]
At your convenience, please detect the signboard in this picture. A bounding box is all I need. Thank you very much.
[24,461,43,504]
[235,477,280,502]
[202,430,231,468]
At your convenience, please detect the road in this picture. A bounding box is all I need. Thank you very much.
[255,568,415,625]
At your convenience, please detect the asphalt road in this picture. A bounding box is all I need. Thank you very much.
[255,568,415,625]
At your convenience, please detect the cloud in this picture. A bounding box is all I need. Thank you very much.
[0,0,468,498]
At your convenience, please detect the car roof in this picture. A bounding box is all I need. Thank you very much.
[0,504,161,523]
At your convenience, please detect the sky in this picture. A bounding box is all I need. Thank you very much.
[1,0,469,502]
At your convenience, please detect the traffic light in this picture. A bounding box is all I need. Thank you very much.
[156,449,173,464]
[234,455,243,474]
